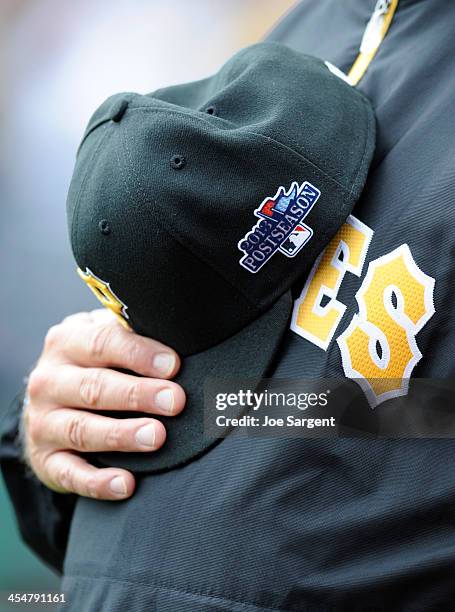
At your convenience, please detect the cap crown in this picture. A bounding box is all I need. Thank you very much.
[68,43,375,355]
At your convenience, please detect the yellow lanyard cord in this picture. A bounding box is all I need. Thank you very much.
[348,0,400,86]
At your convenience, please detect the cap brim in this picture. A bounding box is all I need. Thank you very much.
[92,292,293,473]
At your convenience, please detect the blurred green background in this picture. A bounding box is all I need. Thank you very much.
[0,0,295,596]
[0,488,59,592]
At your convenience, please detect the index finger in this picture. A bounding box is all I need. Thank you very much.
[59,316,180,379]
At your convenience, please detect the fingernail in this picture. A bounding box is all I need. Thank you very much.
[153,352,175,376]
[155,388,174,414]
[109,476,127,496]
[135,423,156,447]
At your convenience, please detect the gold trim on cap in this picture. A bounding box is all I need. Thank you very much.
[77,267,131,330]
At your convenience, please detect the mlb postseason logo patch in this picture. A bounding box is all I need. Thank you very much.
[238,181,321,273]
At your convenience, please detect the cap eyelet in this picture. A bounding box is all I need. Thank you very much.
[205,105,216,116]
[170,155,186,170]
[98,219,111,235]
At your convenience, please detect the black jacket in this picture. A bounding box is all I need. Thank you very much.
[2,1,455,610]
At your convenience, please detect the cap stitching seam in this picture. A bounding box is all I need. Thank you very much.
[71,124,110,264]
[348,94,374,199]
[119,112,354,306]
[119,122,261,311]
[247,131,353,206]
[124,106,363,198]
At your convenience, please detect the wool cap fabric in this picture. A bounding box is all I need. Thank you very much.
[67,42,375,472]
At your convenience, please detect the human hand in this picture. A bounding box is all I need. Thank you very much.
[23,309,185,500]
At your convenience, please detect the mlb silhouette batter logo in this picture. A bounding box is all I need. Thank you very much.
[238,180,320,273]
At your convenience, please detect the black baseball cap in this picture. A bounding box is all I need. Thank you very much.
[67,42,375,473]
